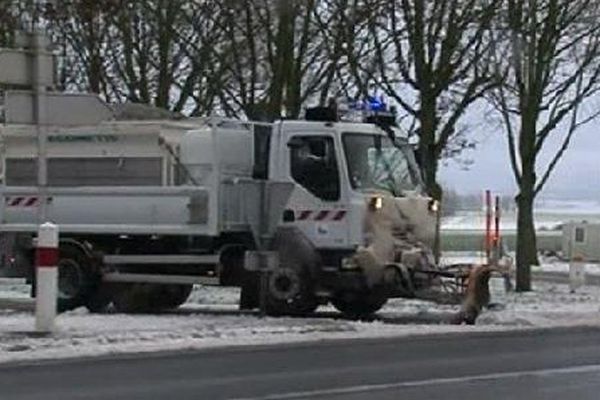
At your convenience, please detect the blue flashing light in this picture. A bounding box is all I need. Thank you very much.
[348,95,388,112]
[366,95,386,111]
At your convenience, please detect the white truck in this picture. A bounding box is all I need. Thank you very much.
[0,108,484,319]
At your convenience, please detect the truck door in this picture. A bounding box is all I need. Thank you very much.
[285,135,349,248]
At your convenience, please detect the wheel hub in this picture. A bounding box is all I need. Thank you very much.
[268,268,301,301]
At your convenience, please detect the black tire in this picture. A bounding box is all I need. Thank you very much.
[158,284,193,309]
[240,271,260,310]
[265,266,318,316]
[112,283,155,313]
[264,227,319,316]
[55,244,101,312]
[84,283,116,313]
[331,291,388,318]
[112,283,193,313]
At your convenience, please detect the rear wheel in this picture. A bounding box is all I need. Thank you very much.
[158,284,193,309]
[53,244,101,312]
[84,283,114,313]
[112,283,156,313]
[331,291,388,318]
[112,283,193,313]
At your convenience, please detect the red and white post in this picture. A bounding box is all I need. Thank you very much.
[35,222,59,333]
[493,195,501,263]
[485,190,492,263]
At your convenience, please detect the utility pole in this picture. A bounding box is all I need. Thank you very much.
[31,0,51,223]
[32,30,49,223]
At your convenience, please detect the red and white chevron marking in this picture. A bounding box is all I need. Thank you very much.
[296,210,347,221]
[5,196,40,207]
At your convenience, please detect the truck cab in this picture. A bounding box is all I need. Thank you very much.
[270,118,436,251]
[248,111,441,315]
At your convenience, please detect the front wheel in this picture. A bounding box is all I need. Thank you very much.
[265,266,318,316]
[331,291,388,318]
[263,227,320,316]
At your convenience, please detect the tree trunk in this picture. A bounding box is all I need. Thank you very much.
[418,94,442,200]
[515,108,540,292]
[269,0,295,119]
[422,156,442,200]
[155,1,174,109]
[88,49,102,94]
[419,152,442,261]
[418,95,442,261]
[515,190,538,292]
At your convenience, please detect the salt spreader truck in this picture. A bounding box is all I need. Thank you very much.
[0,106,492,320]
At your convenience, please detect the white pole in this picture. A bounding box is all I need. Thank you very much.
[569,259,585,293]
[32,31,49,223]
[569,256,586,293]
[35,222,58,333]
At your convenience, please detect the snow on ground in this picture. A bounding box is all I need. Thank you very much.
[2,274,600,365]
[0,305,477,365]
[476,281,600,327]
[442,207,600,231]
[442,211,567,231]
[0,283,482,365]
[0,278,30,299]
[443,251,600,276]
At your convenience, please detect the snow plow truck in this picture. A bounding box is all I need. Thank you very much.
[0,104,496,321]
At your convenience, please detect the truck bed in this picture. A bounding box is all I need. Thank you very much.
[0,186,215,235]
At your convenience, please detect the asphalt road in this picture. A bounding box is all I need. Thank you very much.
[1,327,600,400]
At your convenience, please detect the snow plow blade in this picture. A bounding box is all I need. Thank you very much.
[400,263,510,325]
[451,265,507,325]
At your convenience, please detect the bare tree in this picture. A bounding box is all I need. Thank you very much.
[0,1,20,46]
[46,0,120,96]
[312,0,381,104]
[214,0,343,120]
[46,0,221,113]
[169,1,225,115]
[489,0,600,291]
[353,0,501,201]
[20,0,379,117]
[105,0,192,109]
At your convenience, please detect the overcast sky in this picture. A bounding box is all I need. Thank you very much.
[439,118,600,200]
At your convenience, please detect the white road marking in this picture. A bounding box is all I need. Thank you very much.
[231,363,600,400]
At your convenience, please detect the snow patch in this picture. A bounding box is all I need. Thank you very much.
[2,267,600,364]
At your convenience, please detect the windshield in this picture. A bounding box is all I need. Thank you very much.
[343,133,422,195]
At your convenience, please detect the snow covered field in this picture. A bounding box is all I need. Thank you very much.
[2,273,600,365]
[442,199,600,231]
[442,252,600,276]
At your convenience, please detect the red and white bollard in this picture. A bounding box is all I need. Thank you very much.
[485,190,492,263]
[35,222,59,333]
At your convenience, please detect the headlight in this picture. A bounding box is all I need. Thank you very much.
[428,199,439,213]
[369,196,383,211]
